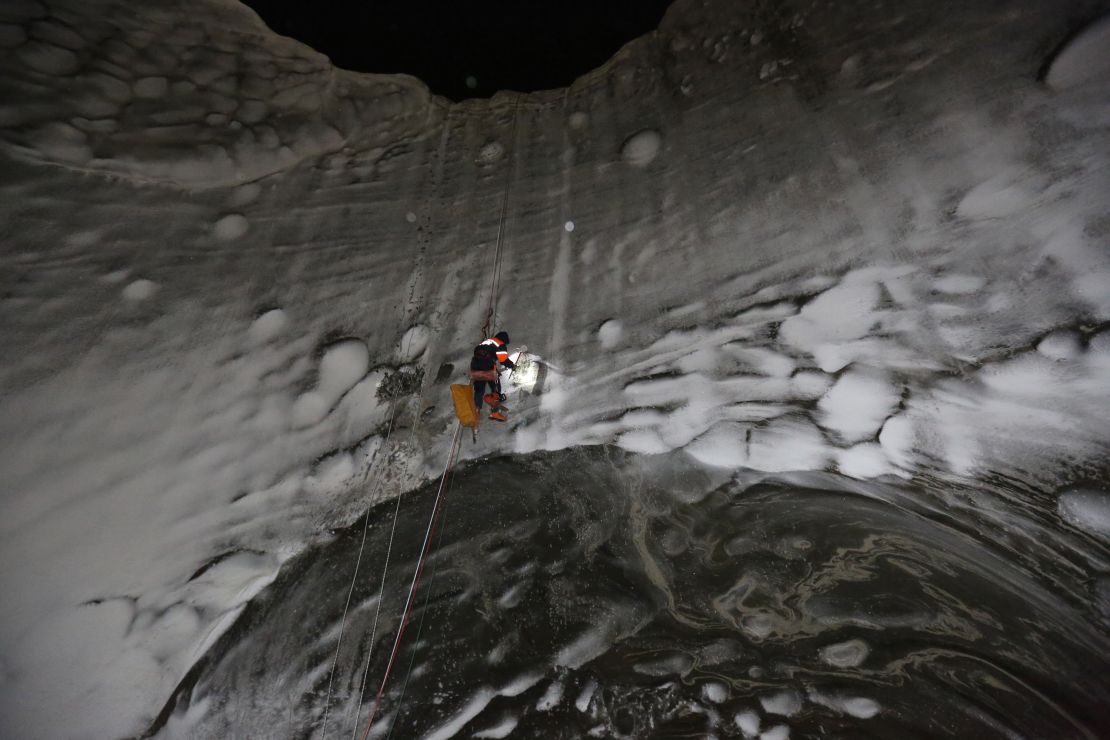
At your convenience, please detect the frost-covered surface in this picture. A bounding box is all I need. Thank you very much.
[1,0,1109,737]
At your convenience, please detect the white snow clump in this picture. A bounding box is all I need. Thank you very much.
[621,129,662,166]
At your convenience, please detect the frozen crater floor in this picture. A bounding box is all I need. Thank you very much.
[0,0,1108,737]
[155,449,1110,739]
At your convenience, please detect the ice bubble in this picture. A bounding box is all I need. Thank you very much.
[133,76,168,99]
[735,710,760,737]
[122,279,158,301]
[956,170,1033,220]
[840,697,881,718]
[621,129,662,167]
[760,690,802,716]
[1045,16,1110,90]
[616,428,669,455]
[597,318,623,349]
[819,638,870,667]
[1058,488,1110,541]
[247,308,288,345]
[1036,330,1082,361]
[214,213,249,241]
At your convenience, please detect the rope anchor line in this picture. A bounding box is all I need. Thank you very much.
[354,96,521,739]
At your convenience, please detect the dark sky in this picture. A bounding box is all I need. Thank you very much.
[240,0,675,101]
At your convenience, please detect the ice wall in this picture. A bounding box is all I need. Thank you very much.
[1,0,1108,737]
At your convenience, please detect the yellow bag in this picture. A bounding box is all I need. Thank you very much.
[450,384,480,428]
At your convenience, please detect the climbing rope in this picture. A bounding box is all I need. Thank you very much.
[360,422,464,739]
[318,398,401,738]
[346,95,521,739]
[481,95,521,339]
[344,406,425,738]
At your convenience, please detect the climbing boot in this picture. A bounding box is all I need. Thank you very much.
[483,393,501,407]
[489,410,508,422]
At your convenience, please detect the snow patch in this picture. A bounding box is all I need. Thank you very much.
[1036,330,1082,361]
[621,129,662,167]
[932,274,984,294]
[575,679,598,712]
[685,417,831,473]
[702,681,728,703]
[1045,16,1110,90]
[291,339,369,428]
[837,443,892,479]
[536,680,564,711]
[760,724,791,740]
[397,325,430,363]
[1058,488,1110,540]
[122,279,158,301]
[735,709,761,737]
[473,716,518,738]
[760,689,802,717]
[819,638,870,667]
[598,319,624,349]
[809,691,881,718]
[247,309,288,345]
[214,214,250,241]
[818,367,900,444]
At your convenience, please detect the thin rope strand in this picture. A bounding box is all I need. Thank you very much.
[360,423,462,740]
[346,402,428,738]
[384,453,458,740]
[482,95,520,338]
[318,396,401,737]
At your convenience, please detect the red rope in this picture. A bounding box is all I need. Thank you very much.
[360,423,463,739]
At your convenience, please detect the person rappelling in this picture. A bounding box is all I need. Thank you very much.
[470,331,515,422]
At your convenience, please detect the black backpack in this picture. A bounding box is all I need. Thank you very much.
[471,343,496,371]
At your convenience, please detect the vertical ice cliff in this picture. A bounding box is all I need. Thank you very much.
[0,0,1108,737]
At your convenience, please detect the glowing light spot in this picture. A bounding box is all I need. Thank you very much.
[465,75,478,89]
[564,220,575,232]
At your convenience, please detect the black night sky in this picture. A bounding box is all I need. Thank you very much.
[240,0,675,101]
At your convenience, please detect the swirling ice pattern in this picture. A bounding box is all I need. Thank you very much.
[154,448,1109,739]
